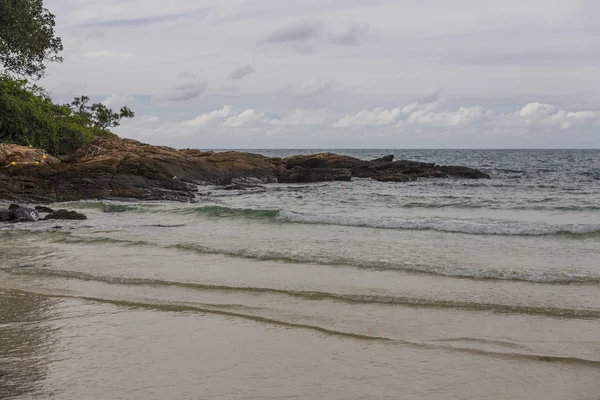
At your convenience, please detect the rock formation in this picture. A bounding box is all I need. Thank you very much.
[0,204,86,223]
[0,138,490,203]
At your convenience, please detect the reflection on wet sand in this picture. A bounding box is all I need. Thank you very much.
[0,290,57,399]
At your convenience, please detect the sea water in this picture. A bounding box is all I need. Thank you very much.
[1,149,599,399]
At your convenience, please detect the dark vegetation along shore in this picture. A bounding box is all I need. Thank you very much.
[1,138,490,203]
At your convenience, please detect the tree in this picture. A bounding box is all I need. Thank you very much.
[0,75,94,154]
[0,0,63,79]
[69,96,135,131]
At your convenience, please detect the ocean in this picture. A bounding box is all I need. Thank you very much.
[1,149,599,399]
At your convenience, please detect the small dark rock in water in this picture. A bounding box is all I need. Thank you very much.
[372,155,394,163]
[43,209,87,221]
[8,205,40,222]
[35,206,55,213]
[0,209,13,222]
[52,226,63,229]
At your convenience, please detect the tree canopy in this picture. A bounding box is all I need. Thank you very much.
[0,0,63,79]
[0,76,135,154]
[0,1,137,155]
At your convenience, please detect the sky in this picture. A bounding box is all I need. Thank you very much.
[40,0,600,149]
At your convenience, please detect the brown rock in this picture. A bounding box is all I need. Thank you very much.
[0,138,490,203]
[374,174,415,182]
[278,167,352,183]
[43,210,87,220]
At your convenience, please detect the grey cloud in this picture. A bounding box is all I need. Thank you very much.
[228,65,256,80]
[165,81,208,102]
[328,24,370,46]
[84,30,105,41]
[417,89,443,104]
[278,79,335,98]
[177,71,197,79]
[260,21,324,44]
[80,7,211,28]
[444,51,600,67]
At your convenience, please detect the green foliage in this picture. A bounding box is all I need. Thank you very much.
[0,0,63,79]
[69,96,135,131]
[0,1,135,155]
[0,75,133,154]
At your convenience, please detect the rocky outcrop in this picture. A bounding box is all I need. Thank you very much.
[1,139,281,202]
[0,138,490,202]
[43,209,87,220]
[0,204,87,223]
[8,204,40,222]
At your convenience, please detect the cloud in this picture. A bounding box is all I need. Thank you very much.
[333,107,403,128]
[228,65,256,80]
[518,102,555,117]
[495,103,600,129]
[270,109,332,126]
[84,30,105,41]
[332,101,600,130]
[181,105,232,127]
[162,81,208,102]
[83,50,133,58]
[102,94,134,106]
[80,7,211,28]
[328,24,371,46]
[403,105,484,127]
[260,20,324,43]
[223,109,267,127]
[177,71,197,79]
[141,115,160,123]
[278,79,336,98]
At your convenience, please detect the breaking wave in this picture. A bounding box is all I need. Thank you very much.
[182,205,600,237]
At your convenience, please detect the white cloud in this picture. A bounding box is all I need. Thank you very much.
[333,107,403,128]
[141,115,160,123]
[331,101,600,132]
[181,105,232,127]
[102,94,134,106]
[404,105,484,127]
[223,109,267,127]
[270,109,332,126]
[518,102,555,117]
[493,103,600,129]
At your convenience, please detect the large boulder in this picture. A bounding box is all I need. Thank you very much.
[7,205,40,222]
